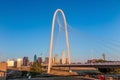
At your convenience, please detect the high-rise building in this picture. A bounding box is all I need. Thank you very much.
[7,59,15,67]
[14,60,17,67]
[52,58,54,64]
[62,51,66,64]
[17,58,22,68]
[102,53,106,60]
[0,62,7,78]
[37,57,42,64]
[34,54,37,62]
[23,57,29,66]
[54,54,59,64]
[60,59,62,64]
[66,58,69,64]
[44,57,49,64]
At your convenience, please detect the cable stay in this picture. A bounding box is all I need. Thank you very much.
[66,24,120,61]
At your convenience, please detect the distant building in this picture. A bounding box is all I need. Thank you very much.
[61,51,66,64]
[23,57,29,66]
[54,54,59,64]
[0,62,7,71]
[66,58,68,64]
[87,59,98,63]
[34,54,37,62]
[44,57,49,64]
[0,62,7,79]
[60,59,62,64]
[17,58,22,68]
[7,59,15,67]
[14,60,17,68]
[52,58,54,64]
[37,57,42,64]
[102,53,106,61]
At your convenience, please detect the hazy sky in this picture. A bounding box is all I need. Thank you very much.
[0,0,120,62]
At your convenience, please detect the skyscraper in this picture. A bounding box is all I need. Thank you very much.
[54,54,59,64]
[102,53,106,61]
[52,58,54,64]
[34,54,37,62]
[66,58,69,64]
[44,57,49,64]
[23,57,29,66]
[37,57,42,64]
[17,58,22,68]
[62,51,66,64]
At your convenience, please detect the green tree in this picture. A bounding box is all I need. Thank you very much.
[97,59,106,62]
[30,62,42,73]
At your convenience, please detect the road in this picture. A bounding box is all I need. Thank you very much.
[8,76,96,80]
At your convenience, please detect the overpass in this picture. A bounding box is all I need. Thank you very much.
[52,63,120,68]
[43,62,120,68]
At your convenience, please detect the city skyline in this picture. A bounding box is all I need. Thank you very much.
[0,0,120,62]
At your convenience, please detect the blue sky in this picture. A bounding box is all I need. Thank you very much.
[0,0,120,62]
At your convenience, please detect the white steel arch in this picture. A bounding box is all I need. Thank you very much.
[47,9,71,73]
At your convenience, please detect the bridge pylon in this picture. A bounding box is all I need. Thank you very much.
[47,9,71,73]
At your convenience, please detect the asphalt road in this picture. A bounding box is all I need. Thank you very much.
[7,76,96,80]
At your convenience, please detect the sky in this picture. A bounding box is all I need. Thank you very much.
[0,0,120,62]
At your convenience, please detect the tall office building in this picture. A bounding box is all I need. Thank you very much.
[34,54,37,62]
[17,58,22,68]
[54,54,59,64]
[52,58,54,64]
[60,59,62,64]
[66,58,69,64]
[44,57,49,64]
[23,57,29,66]
[62,51,66,64]
[102,53,106,61]
[0,62,7,78]
[14,60,17,67]
[37,57,42,64]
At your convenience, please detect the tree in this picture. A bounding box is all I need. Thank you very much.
[30,62,42,73]
[112,68,120,74]
[96,59,107,62]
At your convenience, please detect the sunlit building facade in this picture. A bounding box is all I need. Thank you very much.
[54,54,59,64]
[17,58,22,68]
[7,59,15,67]
[62,51,66,64]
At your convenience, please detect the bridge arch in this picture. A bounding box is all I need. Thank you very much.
[47,9,71,73]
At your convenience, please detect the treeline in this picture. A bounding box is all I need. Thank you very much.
[98,68,120,74]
